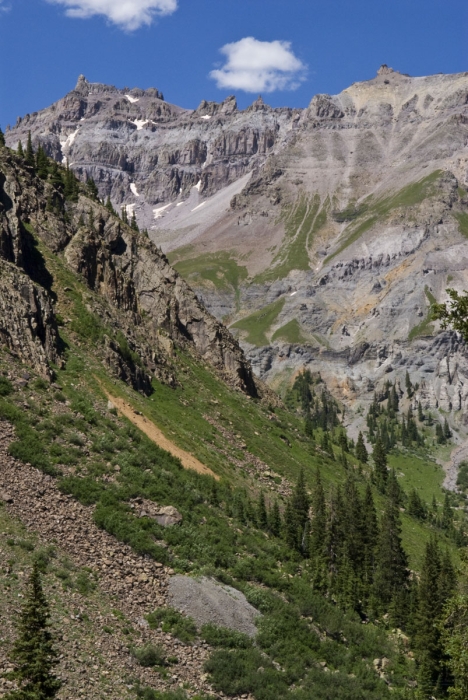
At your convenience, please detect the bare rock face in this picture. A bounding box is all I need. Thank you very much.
[168,575,260,637]
[6,77,299,229]
[0,147,259,397]
[0,260,60,379]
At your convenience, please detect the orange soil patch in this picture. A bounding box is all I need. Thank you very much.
[101,387,219,481]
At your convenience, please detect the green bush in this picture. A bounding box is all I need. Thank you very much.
[8,423,56,475]
[204,648,290,699]
[75,569,97,596]
[200,623,252,649]
[132,643,166,667]
[146,607,197,643]
[0,376,13,396]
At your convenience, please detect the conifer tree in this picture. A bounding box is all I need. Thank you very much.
[309,469,327,589]
[372,499,408,613]
[441,492,453,530]
[0,126,5,147]
[361,483,378,598]
[326,485,346,590]
[405,370,413,398]
[25,131,35,167]
[291,469,310,553]
[444,417,452,441]
[35,145,49,180]
[131,210,139,232]
[283,500,298,551]
[386,468,402,506]
[418,401,424,422]
[257,493,268,530]
[17,140,24,157]
[269,501,281,537]
[105,196,116,216]
[412,538,455,696]
[86,176,99,200]
[304,412,314,439]
[4,562,60,699]
[355,431,368,464]
[372,436,388,493]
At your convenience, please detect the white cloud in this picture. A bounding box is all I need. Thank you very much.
[210,37,307,93]
[46,0,178,30]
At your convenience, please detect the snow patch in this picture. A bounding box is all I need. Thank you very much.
[176,202,184,207]
[191,202,206,212]
[125,94,139,103]
[130,183,140,197]
[194,180,202,192]
[153,203,172,219]
[132,119,149,131]
[200,115,211,120]
[124,203,136,215]
[60,128,79,163]
[290,291,297,296]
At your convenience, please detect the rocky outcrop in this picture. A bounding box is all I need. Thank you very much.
[0,147,259,397]
[0,260,60,379]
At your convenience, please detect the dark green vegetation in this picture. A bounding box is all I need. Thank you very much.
[4,562,60,699]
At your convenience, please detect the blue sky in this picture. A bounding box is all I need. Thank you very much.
[0,0,467,129]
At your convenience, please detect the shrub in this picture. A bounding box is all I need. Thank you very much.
[0,376,13,396]
[146,607,197,643]
[75,569,96,596]
[200,623,252,649]
[132,643,166,668]
[8,424,56,475]
[204,648,289,699]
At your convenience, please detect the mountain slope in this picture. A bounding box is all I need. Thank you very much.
[6,67,468,456]
[3,77,468,698]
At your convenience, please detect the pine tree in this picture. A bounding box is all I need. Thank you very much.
[304,411,314,439]
[436,422,446,445]
[361,483,378,600]
[418,401,424,422]
[405,370,413,398]
[131,210,139,232]
[121,206,128,224]
[408,489,427,520]
[35,145,49,180]
[269,501,281,537]
[283,500,298,551]
[291,469,310,553]
[444,418,452,441]
[441,492,453,530]
[309,469,328,590]
[4,562,60,699]
[86,177,99,200]
[355,431,368,464]
[372,499,408,614]
[17,141,24,157]
[105,196,116,216]
[386,468,402,506]
[0,126,5,147]
[412,538,455,696]
[25,131,35,167]
[372,437,388,493]
[257,493,268,530]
